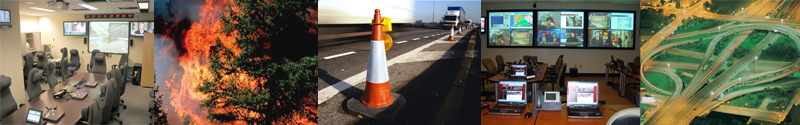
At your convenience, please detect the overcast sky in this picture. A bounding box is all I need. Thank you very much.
[413,0,481,23]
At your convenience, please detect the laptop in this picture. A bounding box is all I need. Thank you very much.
[85,81,97,87]
[509,64,527,78]
[566,81,603,118]
[26,108,42,125]
[487,80,527,115]
[71,91,87,99]
[43,110,64,122]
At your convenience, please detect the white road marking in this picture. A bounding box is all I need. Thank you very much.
[323,51,356,60]
[423,36,430,38]
[319,35,452,104]
[396,41,408,44]
[412,38,421,40]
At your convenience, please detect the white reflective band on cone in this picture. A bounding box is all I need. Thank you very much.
[451,28,454,36]
[367,40,390,83]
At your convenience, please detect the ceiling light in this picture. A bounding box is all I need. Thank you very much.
[30,7,56,12]
[78,3,99,10]
[137,1,149,9]
[25,2,35,4]
[26,14,43,16]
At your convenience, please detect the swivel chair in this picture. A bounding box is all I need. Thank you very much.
[89,53,106,74]
[67,49,81,74]
[87,49,100,71]
[606,107,640,125]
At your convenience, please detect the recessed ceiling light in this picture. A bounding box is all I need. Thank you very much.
[30,7,56,12]
[26,14,42,16]
[137,1,149,9]
[25,2,34,4]
[78,3,99,10]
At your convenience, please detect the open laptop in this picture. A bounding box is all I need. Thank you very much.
[509,64,527,78]
[487,80,527,115]
[566,81,603,118]
[26,108,42,125]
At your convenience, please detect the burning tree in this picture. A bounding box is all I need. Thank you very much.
[196,0,318,124]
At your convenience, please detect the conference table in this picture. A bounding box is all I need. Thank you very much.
[480,102,637,124]
[487,63,549,83]
[1,73,108,124]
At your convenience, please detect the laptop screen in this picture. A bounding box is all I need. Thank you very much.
[566,81,599,105]
[26,109,42,124]
[510,64,527,77]
[497,80,526,103]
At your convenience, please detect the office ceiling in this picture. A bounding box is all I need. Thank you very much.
[4,0,153,16]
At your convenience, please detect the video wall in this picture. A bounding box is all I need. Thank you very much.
[486,10,636,49]
[88,21,130,54]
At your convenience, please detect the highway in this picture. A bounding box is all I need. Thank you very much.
[641,1,800,124]
[318,27,481,124]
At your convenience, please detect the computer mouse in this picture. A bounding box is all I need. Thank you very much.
[525,112,532,118]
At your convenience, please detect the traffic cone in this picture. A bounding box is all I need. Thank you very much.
[347,9,407,121]
[448,24,455,41]
[458,25,462,35]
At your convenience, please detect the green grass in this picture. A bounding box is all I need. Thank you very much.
[724,91,764,109]
[760,35,800,62]
[674,19,729,34]
[708,0,754,15]
[643,72,677,93]
[653,53,704,64]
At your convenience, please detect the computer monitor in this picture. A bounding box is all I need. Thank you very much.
[536,10,585,48]
[26,108,42,124]
[497,80,527,103]
[487,11,534,47]
[566,81,599,105]
[510,64,527,77]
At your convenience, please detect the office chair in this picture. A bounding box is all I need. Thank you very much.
[606,107,640,125]
[80,98,102,124]
[0,75,21,121]
[481,58,498,99]
[496,55,507,71]
[87,49,100,71]
[107,69,127,109]
[45,62,59,88]
[23,52,35,88]
[60,59,71,81]
[89,53,107,74]
[36,51,46,69]
[112,54,130,82]
[68,49,81,74]
[61,48,68,58]
[102,78,123,124]
[26,69,45,101]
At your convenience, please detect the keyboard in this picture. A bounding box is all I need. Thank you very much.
[569,107,597,113]
[496,105,525,109]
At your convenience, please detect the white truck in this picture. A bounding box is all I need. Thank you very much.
[441,6,465,29]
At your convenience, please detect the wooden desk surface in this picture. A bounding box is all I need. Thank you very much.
[481,102,637,125]
[605,63,639,77]
[489,63,548,83]
[1,73,108,124]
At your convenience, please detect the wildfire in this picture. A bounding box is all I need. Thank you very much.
[159,0,317,124]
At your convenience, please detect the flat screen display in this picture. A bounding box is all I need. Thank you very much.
[566,81,599,105]
[497,81,526,103]
[545,93,556,100]
[64,21,87,36]
[89,21,130,54]
[130,21,153,37]
[480,16,485,33]
[26,109,41,123]
[536,11,585,47]
[0,9,9,23]
[487,11,534,47]
[588,12,634,48]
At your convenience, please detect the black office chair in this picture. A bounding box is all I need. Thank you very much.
[102,78,123,124]
[107,69,127,109]
[607,107,640,125]
[89,53,106,74]
[112,54,130,82]
[45,62,59,88]
[36,51,46,69]
[87,49,100,71]
[23,52,35,88]
[26,69,45,101]
[67,49,81,74]
[80,98,102,124]
[60,59,71,81]
[61,48,68,59]
[0,75,21,121]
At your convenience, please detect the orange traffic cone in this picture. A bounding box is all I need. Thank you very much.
[448,24,455,41]
[458,25,462,35]
[347,9,407,121]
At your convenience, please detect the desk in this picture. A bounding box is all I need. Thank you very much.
[604,64,639,97]
[1,73,108,124]
[480,102,637,125]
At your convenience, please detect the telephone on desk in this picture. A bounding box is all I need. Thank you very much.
[536,91,562,111]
